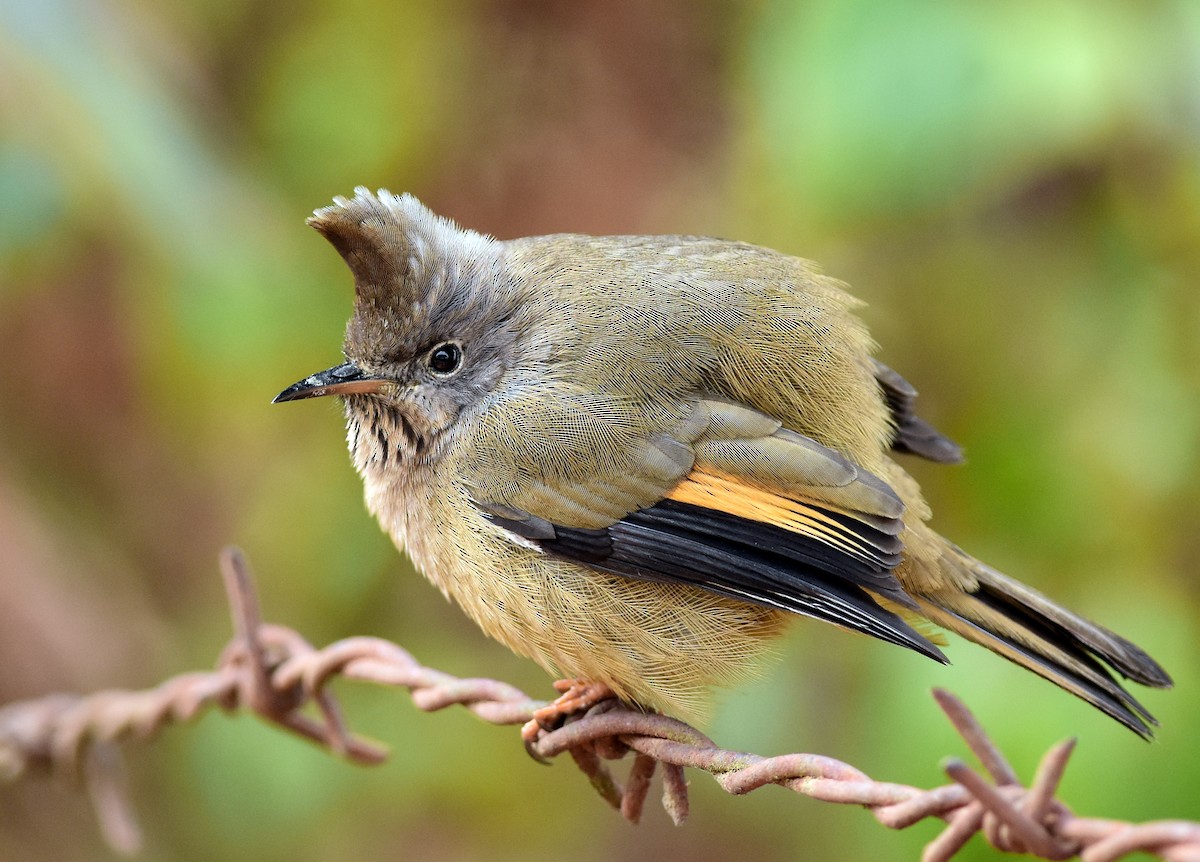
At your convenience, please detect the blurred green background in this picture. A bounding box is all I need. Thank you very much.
[1,1,1198,860]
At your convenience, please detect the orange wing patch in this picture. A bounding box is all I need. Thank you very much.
[666,467,897,569]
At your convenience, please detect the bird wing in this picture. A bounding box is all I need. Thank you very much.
[465,393,945,662]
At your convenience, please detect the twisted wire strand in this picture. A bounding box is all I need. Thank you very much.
[0,547,1196,861]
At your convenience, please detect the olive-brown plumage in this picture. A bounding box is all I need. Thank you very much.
[277,188,1172,736]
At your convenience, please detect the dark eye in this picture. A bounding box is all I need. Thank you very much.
[428,342,463,375]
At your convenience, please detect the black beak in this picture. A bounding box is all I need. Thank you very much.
[273,361,388,403]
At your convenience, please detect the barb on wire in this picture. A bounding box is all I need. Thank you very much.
[0,547,1196,861]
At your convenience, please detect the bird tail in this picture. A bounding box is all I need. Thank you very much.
[914,542,1173,738]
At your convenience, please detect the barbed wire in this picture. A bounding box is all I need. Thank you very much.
[0,547,1197,861]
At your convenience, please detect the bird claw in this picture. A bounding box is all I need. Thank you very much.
[520,679,618,761]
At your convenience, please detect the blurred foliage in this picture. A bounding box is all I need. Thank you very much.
[1,1,1198,860]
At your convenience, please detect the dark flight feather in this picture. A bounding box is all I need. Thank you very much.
[919,601,1157,738]
[484,498,947,663]
[873,360,965,464]
[913,545,1171,738]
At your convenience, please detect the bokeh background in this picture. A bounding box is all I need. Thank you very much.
[2,1,1199,860]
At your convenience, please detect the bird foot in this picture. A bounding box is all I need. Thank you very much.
[521,679,617,747]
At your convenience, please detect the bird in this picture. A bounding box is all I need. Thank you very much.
[275,187,1172,739]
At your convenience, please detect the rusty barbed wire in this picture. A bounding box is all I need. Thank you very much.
[1,547,1197,861]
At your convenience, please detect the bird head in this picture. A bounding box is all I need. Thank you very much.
[274,188,522,466]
